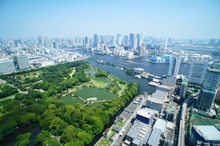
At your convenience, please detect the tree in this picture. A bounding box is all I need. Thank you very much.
[77,131,93,145]
[35,130,50,144]
[15,132,31,146]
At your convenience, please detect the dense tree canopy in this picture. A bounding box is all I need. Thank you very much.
[0,61,139,145]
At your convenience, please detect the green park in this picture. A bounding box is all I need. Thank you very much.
[0,61,139,146]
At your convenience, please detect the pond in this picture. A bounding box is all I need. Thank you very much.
[0,123,41,146]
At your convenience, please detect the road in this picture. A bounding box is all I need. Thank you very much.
[178,95,195,146]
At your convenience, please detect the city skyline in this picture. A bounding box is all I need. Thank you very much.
[0,0,220,39]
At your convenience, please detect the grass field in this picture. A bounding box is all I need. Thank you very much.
[74,87,117,100]
[189,113,220,134]
[69,67,76,78]
[60,95,84,106]
[95,77,112,84]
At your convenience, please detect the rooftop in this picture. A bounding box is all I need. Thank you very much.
[147,128,162,146]
[126,120,152,145]
[193,125,220,141]
[137,108,154,119]
[151,90,168,101]
[153,118,167,133]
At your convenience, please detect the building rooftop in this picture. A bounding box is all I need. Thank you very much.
[153,118,167,133]
[151,90,168,101]
[193,125,220,141]
[147,96,164,104]
[147,128,162,146]
[137,108,154,119]
[126,120,152,145]
[164,102,178,114]
[166,121,175,130]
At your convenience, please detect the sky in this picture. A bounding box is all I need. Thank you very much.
[0,0,220,39]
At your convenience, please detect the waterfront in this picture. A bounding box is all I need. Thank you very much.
[74,49,190,94]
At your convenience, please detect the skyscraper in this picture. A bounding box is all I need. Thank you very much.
[53,42,59,49]
[164,36,168,50]
[116,34,122,46]
[197,62,220,112]
[168,56,181,77]
[129,33,136,49]
[94,34,98,48]
[136,34,143,48]
[188,61,208,85]
[124,35,129,46]
[38,35,44,47]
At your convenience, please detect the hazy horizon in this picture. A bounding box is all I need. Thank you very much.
[0,0,220,39]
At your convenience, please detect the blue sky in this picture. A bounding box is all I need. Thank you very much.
[0,0,220,39]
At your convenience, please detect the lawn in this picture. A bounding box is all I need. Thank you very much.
[69,67,76,78]
[74,87,117,100]
[96,137,111,146]
[60,95,84,106]
[95,77,112,84]
[189,113,220,134]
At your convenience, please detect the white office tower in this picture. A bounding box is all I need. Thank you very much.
[197,62,220,112]
[14,55,29,70]
[168,56,181,77]
[111,36,116,45]
[164,36,168,50]
[93,34,99,48]
[136,34,143,48]
[38,35,44,47]
[116,34,122,46]
[129,33,137,49]
[124,35,129,46]
[83,37,90,49]
[188,61,208,86]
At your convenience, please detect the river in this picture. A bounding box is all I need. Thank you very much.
[1,49,190,146]
[74,50,190,94]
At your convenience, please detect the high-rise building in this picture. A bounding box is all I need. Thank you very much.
[124,35,129,46]
[136,34,143,48]
[188,61,208,85]
[116,34,122,46]
[168,56,181,77]
[83,36,90,49]
[129,33,136,49]
[53,42,59,49]
[138,46,145,56]
[14,55,29,70]
[0,59,16,74]
[38,35,44,47]
[197,62,220,112]
[94,34,99,47]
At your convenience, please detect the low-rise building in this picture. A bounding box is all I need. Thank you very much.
[136,108,154,125]
[190,125,220,145]
[146,90,168,113]
[126,120,152,146]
